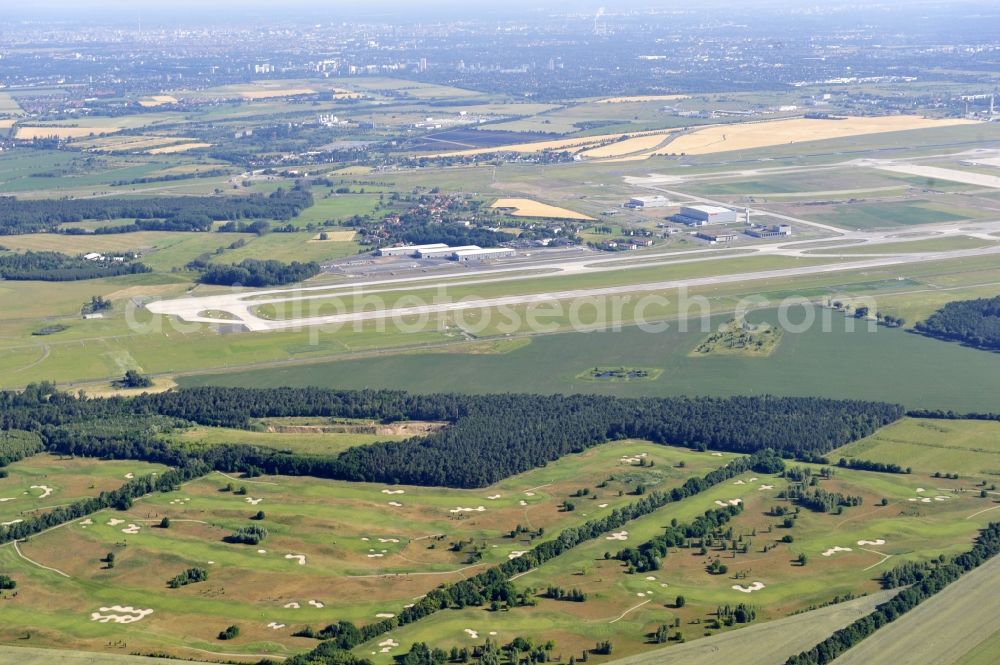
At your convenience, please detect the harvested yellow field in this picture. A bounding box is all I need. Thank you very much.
[15,126,121,139]
[655,116,978,156]
[596,94,690,104]
[492,198,594,221]
[77,135,194,152]
[147,142,212,154]
[579,131,677,158]
[0,119,15,130]
[310,231,357,242]
[429,128,670,158]
[138,95,179,107]
[239,87,316,100]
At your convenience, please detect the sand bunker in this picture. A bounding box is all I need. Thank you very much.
[449,506,487,513]
[124,473,134,479]
[378,538,400,543]
[645,576,657,581]
[598,503,608,508]
[822,547,853,557]
[519,500,528,506]
[524,492,535,497]
[935,496,951,501]
[0,498,14,502]
[715,499,743,507]
[258,549,267,554]
[464,629,479,639]
[30,485,53,499]
[487,494,501,500]
[759,485,774,490]
[734,480,745,485]
[107,519,125,526]
[245,497,263,505]
[606,530,629,541]
[378,637,399,653]
[376,613,395,618]
[267,622,285,630]
[308,600,324,608]
[90,606,153,624]
[79,519,93,526]
[916,488,926,493]
[284,602,300,609]
[388,501,403,507]
[367,553,384,558]
[381,489,405,495]
[508,551,528,560]
[711,452,724,457]
[637,592,646,597]
[857,540,886,546]
[285,554,306,565]
[732,582,766,593]
[121,524,141,535]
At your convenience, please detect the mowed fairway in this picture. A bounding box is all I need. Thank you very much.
[0,441,726,661]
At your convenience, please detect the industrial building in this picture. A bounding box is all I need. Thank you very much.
[746,224,793,238]
[696,231,738,244]
[416,244,482,258]
[626,195,671,209]
[671,205,738,226]
[376,243,448,257]
[452,247,516,261]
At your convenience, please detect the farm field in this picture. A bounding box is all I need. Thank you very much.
[491,198,595,220]
[178,308,1000,413]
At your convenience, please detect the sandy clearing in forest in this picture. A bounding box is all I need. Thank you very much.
[491,198,594,221]
[655,116,977,157]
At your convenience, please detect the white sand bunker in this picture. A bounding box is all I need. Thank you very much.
[921,498,933,503]
[748,478,758,482]
[388,501,403,507]
[464,629,479,639]
[378,538,400,543]
[857,539,886,546]
[308,600,324,608]
[734,480,745,485]
[508,551,528,560]
[283,602,300,609]
[124,473,134,479]
[606,530,629,541]
[524,492,535,497]
[381,489,405,495]
[376,613,395,618]
[368,553,384,558]
[379,637,399,653]
[711,452,724,457]
[285,554,306,565]
[90,606,154,624]
[637,592,646,597]
[822,547,853,557]
[121,524,141,535]
[934,496,950,501]
[245,497,263,505]
[207,561,215,565]
[30,485,53,499]
[519,500,528,506]
[450,506,486,513]
[759,485,774,490]
[258,549,267,554]
[916,488,926,493]
[715,499,742,507]
[403,603,414,609]
[732,582,766,593]
[660,583,669,588]
[361,537,369,541]
[487,494,501,500]
[0,498,15,502]
[267,622,285,630]
[1,519,23,527]
[79,518,93,526]
[107,518,125,526]
[598,503,609,508]
[645,576,657,581]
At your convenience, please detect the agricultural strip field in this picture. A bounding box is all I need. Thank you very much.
[832,549,1000,665]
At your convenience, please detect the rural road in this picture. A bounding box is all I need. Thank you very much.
[605,589,900,665]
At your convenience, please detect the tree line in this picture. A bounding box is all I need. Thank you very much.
[914,296,1000,351]
[0,188,313,235]
[0,251,151,281]
[196,258,320,287]
[785,521,1000,665]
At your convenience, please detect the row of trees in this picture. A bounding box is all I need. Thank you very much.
[196,258,320,287]
[837,458,909,474]
[0,430,43,467]
[0,189,314,235]
[786,521,1000,665]
[614,503,745,573]
[0,251,151,281]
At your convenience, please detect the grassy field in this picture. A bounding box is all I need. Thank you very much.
[179,308,1000,413]
[832,418,1000,477]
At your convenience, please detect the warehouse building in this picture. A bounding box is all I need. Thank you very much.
[671,205,738,226]
[416,245,482,258]
[746,224,793,238]
[452,247,516,262]
[626,195,671,209]
[376,243,448,257]
[696,231,738,244]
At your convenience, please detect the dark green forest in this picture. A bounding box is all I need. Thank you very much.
[914,296,1000,351]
